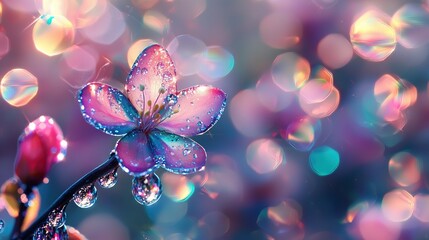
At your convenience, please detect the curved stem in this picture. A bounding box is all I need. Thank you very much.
[14,153,119,240]
[11,186,33,239]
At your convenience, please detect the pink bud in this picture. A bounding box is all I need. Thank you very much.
[14,116,67,186]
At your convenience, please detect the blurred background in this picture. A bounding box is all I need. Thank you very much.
[1,0,429,239]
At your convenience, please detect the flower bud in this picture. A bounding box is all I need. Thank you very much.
[14,116,67,186]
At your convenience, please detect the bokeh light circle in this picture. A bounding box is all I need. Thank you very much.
[0,31,10,59]
[167,35,206,77]
[350,10,396,62]
[198,46,234,80]
[391,4,429,48]
[60,45,98,88]
[198,211,230,239]
[317,34,353,69]
[271,52,310,92]
[162,172,195,202]
[388,152,420,187]
[33,15,75,56]
[127,39,156,68]
[414,194,429,222]
[299,87,340,118]
[246,138,285,174]
[299,66,334,104]
[309,146,340,176]
[1,69,38,107]
[381,189,414,222]
[260,12,302,49]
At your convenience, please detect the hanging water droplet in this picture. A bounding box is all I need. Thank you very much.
[183,149,191,156]
[132,173,162,206]
[52,225,68,240]
[0,220,4,233]
[47,205,67,228]
[73,183,97,208]
[33,225,49,240]
[97,168,118,189]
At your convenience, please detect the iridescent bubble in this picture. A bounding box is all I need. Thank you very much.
[358,208,401,240]
[388,152,420,187]
[132,173,162,206]
[167,35,206,76]
[257,200,304,239]
[198,46,234,80]
[309,146,340,176]
[246,138,285,174]
[143,10,170,34]
[391,4,429,48]
[198,211,230,239]
[73,183,98,208]
[374,74,417,123]
[299,66,334,104]
[260,12,302,49]
[97,167,118,189]
[0,31,10,59]
[60,45,98,88]
[33,15,75,56]
[47,205,67,228]
[286,118,321,152]
[229,89,270,137]
[81,3,126,45]
[317,34,353,69]
[271,52,310,92]
[299,87,340,118]
[312,0,338,9]
[162,172,195,202]
[413,194,429,222]
[127,39,157,68]
[381,189,414,222]
[1,68,38,107]
[350,10,397,62]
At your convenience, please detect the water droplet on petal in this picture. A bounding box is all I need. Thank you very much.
[47,205,67,228]
[73,183,97,208]
[132,173,162,206]
[183,149,191,156]
[97,168,118,189]
[142,68,148,75]
[162,71,173,81]
[0,220,4,233]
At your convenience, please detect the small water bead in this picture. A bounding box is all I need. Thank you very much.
[98,168,118,188]
[132,173,162,206]
[1,68,38,107]
[47,205,67,228]
[0,220,4,233]
[350,10,396,62]
[73,183,98,208]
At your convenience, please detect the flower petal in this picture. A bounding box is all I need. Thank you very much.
[115,130,158,176]
[157,85,226,137]
[78,83,139,136]
[125,44,177,114]
[149,130,207,174]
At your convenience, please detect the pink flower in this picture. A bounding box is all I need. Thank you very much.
[14,116,67,186]
[77,44,226,176]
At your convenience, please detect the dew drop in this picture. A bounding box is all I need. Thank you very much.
[157,62,165,70]
[142,68,148,75]
[193,153,198,159]
[166,94,178,105]
[97,168,118,189]
[162,71,173,81]
[183,149,191,156]
[0,219,4,233]
[73,183,98,208]
[132,173,162,206]
[90,108,95,115]
[47,205,67,228]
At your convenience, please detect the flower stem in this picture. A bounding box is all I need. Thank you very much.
[11,186,33,239]
[14,153,119,240]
